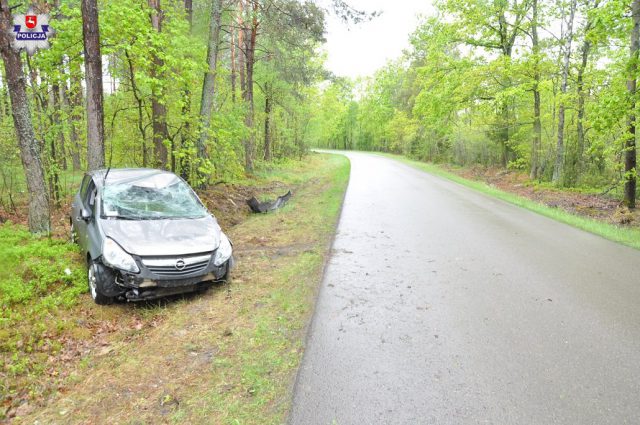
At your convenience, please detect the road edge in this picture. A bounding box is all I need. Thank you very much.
[376,152,640,251]
[285,151,352,424]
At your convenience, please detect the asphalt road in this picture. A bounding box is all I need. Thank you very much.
[289,152,640,425]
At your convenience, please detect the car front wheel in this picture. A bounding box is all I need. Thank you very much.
[88,260,115,305]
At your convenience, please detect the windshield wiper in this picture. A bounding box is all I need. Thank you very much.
[105,215,138,220]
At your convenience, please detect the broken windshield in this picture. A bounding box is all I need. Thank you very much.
[101,173,207,220]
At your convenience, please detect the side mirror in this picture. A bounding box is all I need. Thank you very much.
[80,208,92,221]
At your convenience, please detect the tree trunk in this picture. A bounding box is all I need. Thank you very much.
[124,50,148,166]
[178,0,193,176]
[81,0,105,170]
[576,38,591,168]
[25,55,46,149]
[242,0,259,172]
[494,9,521,169]
[264,83,272,161]
[498,103,510,167]
[0,0,51,233]
[149,0,169,168]
[52,81,67,171]
[48,81,63,205]
[625,0,640,208]
[575,0,598,178]
[48,129,61,205]
[530,0,542,180]
[197,0,223,160]
[61,67,82,170]
[237,0,246,95]
[184,0,192,26]
[552,0,577,184]
[231,26,237,103]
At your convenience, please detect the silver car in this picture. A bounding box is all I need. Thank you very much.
[70,168,234,304]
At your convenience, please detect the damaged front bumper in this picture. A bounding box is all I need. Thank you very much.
[105,252,234,301]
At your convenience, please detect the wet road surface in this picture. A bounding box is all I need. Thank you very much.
[289,152,640,425]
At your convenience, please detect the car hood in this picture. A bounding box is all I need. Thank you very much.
[99,215,221,256]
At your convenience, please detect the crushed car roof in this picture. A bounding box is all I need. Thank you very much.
[87,168,179,189]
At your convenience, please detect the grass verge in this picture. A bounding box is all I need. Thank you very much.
[377,152,640,251]
[8,152,349,424]
[0,225,86,411]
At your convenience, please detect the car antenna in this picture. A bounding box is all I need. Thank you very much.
[103,132,115,186]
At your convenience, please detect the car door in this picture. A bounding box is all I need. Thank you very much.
[84,181,103,260]
[72,175,90,247]
[76,178,97,253]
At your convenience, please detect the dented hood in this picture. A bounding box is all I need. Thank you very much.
[99,215,221,256]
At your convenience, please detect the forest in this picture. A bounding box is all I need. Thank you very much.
[2,0,640,232]
[0,0,355,234]
[309,0,640,210]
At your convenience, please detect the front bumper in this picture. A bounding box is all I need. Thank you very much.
[109,253,234,301]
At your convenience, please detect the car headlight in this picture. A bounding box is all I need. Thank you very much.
[213,232,232,266]
[102,238,139,273]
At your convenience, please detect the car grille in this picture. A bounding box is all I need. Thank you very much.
[141,253,212,277]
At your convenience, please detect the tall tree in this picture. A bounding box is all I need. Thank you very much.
[242,0,259,172]
[61,66,83,170]
[231,22,238,103]
[264,81,272,160]
[198,0,223,160]
[444,0,531,167]
[148,0,169,168]
[530,0,542,179]
[553,0,578,184]
[237,0,247,96]
[81,0,105,170]
[0,0,51,233]
[625,0,640,208]
[178,0,194,174]
[575,0,599,175]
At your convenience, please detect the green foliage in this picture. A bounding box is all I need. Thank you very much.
[0,223,85,309]
[309,0,640,203]
[0,222,85,384]
[0,0,328,206]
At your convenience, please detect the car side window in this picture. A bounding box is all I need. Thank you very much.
[84,180,97,210]
[79,175,90,199]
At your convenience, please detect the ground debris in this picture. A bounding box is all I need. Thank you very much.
[247,190,292,213]
[613,206,636,224]
[198,180,289,228]
[158,393,179,415]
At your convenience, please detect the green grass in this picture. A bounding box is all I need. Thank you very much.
[376,152,640,251]
[180,153,351,424]
[0,223,85,323]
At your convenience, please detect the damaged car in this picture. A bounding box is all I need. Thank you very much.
[70,168,234,304]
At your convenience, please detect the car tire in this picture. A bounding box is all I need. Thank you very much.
[88,260,115,305]
[216,265,230,283]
